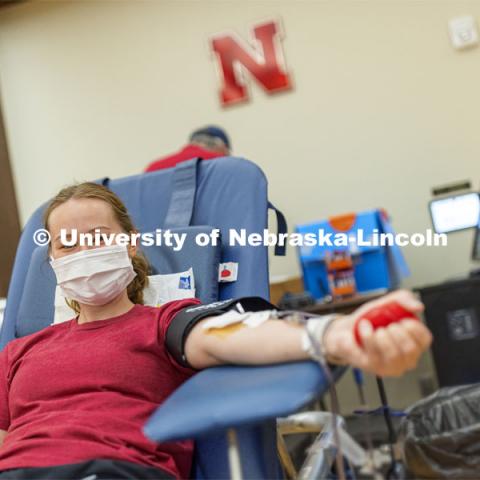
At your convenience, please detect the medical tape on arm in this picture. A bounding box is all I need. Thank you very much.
[201,309,277,337]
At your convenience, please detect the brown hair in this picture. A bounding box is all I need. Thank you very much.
[43,182,150,314]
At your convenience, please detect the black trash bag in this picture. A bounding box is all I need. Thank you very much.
[399,384,480,479]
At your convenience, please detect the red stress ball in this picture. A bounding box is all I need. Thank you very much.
[354,302,419,347]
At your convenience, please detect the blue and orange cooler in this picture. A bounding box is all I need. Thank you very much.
[296,209,410,300]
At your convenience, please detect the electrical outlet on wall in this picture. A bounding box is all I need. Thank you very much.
[448,15,479,50]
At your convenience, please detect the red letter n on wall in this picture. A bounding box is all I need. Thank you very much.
[210,20,292,107]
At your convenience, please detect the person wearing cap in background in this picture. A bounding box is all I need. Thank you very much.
[144,126,231,172]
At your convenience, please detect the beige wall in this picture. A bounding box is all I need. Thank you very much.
[0,0,480,288]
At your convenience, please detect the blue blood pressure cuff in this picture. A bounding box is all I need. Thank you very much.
[166,296,278,368]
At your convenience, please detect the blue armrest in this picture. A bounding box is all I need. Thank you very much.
[144,361,340,443]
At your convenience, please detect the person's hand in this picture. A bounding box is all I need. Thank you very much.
[322,290,433,377]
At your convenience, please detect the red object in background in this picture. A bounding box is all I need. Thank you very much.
[354,302,419,347]
[144,144,222,172]
[210,20,292,106]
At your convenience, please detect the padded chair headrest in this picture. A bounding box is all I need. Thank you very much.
[16,246,56,337]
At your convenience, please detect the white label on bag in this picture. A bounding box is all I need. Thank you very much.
[218,262,238,282]
[144,268,195,306]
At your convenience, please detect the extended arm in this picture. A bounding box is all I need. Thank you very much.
[184,290,432,377]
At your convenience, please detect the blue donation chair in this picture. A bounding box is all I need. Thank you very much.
[1,157,334,479]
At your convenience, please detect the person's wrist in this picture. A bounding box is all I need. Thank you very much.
[300,314,346,363]
[321,315,349,365]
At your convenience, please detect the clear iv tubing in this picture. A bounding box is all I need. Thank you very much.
[304,325,346,480]
[280,310,347,480]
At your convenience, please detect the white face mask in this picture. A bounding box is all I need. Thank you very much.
[50,244,137,306]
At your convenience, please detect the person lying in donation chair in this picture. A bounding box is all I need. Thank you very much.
[0,182,432,480]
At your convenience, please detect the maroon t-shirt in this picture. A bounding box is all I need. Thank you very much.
[145,144,223,172]
[0,299,201,479]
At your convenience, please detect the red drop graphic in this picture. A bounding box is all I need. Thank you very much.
[221,268,231,278]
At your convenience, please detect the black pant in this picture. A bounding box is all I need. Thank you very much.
[0,459,175,480]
